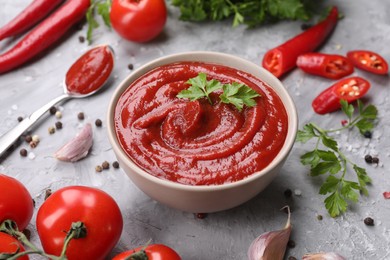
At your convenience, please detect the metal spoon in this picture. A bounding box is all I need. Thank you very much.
[0,45,115,157]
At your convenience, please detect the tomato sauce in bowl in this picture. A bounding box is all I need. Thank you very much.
[114,61,288,185]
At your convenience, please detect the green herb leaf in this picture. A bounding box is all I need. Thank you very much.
[220,82,260,111]
[177,73,260,111]
[324,191,348,218]
[297,99,378,217]
[340,99,354,120]
[97,0,112,28]
[296,123,318,143]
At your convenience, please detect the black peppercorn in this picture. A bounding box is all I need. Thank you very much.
[284,189,293,198]
[363,131,372,138]
[78,35,85,43]
[102,161,110,170]
[55,121,63,129]
[49,106,57,115]
[365,155,373,164]
[20,148,28,157]
[364,217,374,226]
[17,116,24,122]
[78,112,85,120]
[372,157,379,164]
[25,135,32,143]
[128,63,134,70]
[95,119,102,127]
[287,240,296,248]
[112,161,120,169]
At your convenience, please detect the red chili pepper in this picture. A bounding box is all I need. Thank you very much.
[312,76,370,114]
[347,50,389,75]
[262,6,339,78]
[297,53,354,79]
[0,0,64,41]
[0,0,90,74]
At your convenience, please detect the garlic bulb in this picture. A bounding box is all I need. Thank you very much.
[248,207,292,260]
[54,123,93,162]
[303,252,346,260]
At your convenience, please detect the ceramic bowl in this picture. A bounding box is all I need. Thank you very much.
[107,51,298,213]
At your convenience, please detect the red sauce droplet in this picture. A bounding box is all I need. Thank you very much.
[65,45,114,95]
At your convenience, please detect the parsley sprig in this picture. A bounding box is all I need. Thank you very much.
[86,0,112,44]
[177,73,260,111]
[297,100,378,217]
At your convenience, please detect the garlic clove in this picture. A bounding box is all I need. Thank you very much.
[302,252,346,260]
[54,123,93,162]
[248,206,292,260]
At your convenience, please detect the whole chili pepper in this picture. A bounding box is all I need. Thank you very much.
[262,6,339,78]
[0,0,64,41]
[0,0,90,74]
[297,53,354,79]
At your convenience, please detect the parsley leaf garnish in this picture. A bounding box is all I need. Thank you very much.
[177,73,260,111]
[86,0,112,44]
[297,100,377,217]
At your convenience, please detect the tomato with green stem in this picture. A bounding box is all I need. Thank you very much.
[0,232,29,260]
[110,0,167,42]
[36,186,123,260]
[312,76,371,114]
[0,174,34,231]
[347,50,388,75]
[112,244,181,260]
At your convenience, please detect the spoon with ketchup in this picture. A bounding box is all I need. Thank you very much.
[0,45,114,157]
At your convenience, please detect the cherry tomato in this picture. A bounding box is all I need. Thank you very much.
[312,76,371,114]
[36,186,123,260]
[112,244,181,260]
[0,232,29,260]
[347,50,388,75]
[110,0,167,43]
[0,174,34,231]
[297,53,354,79]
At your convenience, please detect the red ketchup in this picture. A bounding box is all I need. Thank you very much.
[65,45,114,95]
[114,62,288,185]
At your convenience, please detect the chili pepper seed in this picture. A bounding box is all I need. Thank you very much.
[364,217,374,226]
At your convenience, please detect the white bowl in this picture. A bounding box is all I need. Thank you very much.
[107,51,298,213]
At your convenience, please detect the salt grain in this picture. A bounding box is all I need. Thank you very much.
[28,152,36,160]
[294,189,302,196]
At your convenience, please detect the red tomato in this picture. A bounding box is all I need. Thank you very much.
[36,186,123,260]
[0,232,29,260]
[0,174,34,231]
[312,76,371,114]
[112,244,181,260]
[297,53,354,79]
[110,0,167,43]
[347,50,388,75]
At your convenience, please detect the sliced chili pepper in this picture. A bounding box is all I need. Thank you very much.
[0,0,90,74]
[347,50,388,75]
[312,76,370,114]
[0,0,64,41]
[297,53,354,79]
[262,6,339,78]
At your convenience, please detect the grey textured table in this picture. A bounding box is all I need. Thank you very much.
[1,1,389,259]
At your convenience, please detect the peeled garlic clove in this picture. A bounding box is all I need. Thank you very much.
[248,206,291,260]
[54,123,93,162]
[303,252,346,260]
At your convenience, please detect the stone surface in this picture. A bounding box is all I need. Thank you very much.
[1,0,389,259]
